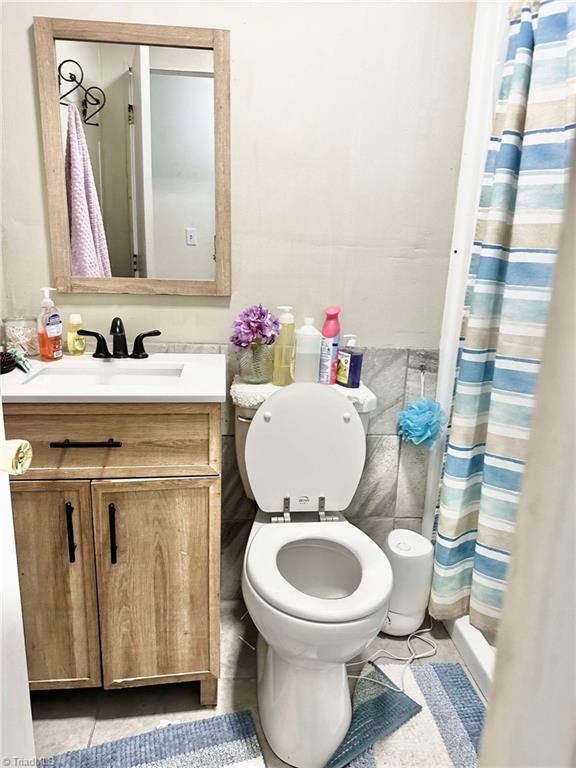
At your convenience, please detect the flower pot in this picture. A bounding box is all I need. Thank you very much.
[237,343,274,384]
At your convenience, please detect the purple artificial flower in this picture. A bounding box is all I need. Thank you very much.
[229,304,280,348]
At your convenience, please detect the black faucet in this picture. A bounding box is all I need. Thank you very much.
[110,317,129,359]
[78,320,161,359]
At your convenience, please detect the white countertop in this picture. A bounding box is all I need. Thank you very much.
[0,354,227,403]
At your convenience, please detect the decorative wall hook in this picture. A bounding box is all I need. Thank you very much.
[58,58,106,126]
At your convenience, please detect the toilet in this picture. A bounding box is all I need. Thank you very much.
[239,383,393,768]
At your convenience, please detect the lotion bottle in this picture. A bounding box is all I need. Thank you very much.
[37,287,63,362]
[318,306,340,384]
[67,313,86,356]
[294,317,322,382]
[272,305,295,386]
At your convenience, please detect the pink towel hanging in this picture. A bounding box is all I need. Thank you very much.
[65,104,112,278]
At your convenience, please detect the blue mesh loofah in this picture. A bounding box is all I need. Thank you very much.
[397,396,446,448]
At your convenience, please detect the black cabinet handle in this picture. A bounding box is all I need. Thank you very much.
[65,501,77,563]
[50,438,122,449]
[108,503,118,564]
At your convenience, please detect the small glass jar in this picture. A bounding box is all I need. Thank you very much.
[2,316,39,357]
[236,343,274,384]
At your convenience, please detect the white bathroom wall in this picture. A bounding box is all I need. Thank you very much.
[1,1,476,347]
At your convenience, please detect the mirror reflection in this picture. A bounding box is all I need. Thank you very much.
[55,40,215,281]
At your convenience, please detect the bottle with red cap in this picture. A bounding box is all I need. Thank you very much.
[318,305,340,384]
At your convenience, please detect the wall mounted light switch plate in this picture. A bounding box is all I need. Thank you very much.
[185,228,198,246]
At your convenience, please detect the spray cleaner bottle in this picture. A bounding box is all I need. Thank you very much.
[37,287,63,362]
[318,306,340,384]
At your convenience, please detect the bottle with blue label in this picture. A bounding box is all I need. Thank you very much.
[37,287,63,362]
[337,334,363,388]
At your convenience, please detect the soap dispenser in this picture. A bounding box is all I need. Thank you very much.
[272,306,295,386]
[37,287,63,362]
[336,334,363,388]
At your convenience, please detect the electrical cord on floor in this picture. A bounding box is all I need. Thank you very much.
[346,620,438,693]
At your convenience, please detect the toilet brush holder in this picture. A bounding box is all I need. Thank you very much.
[382,529,434,636]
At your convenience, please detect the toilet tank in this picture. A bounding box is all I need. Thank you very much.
[233,383,376,500]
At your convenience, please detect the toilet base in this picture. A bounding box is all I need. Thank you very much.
[257,635,352,768]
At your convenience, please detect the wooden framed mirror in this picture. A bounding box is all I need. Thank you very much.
[33,17,230,296]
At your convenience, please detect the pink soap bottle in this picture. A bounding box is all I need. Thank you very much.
[318,305,341,384]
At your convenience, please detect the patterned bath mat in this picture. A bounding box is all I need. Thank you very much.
[328,662,485,768]
[38,710,265,768]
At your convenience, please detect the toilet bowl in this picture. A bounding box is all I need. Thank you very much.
[239,383,393,768]
[242,517,392,768]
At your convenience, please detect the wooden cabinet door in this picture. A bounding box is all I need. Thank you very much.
[11,481,101,689]
[92,477,220,689]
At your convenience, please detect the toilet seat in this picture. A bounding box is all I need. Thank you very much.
[245,521,393,623]
[245,383,366,514]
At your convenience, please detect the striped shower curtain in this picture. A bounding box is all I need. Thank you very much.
[429,0,576,634]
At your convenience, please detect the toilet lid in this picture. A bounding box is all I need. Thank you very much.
[245,521,393,622]
[245,383,366,513]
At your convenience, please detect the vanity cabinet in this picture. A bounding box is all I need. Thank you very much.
[6,403,221,705]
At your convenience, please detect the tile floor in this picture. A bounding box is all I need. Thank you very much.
[32,601,480,766]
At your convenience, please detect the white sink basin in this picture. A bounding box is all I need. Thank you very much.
[28,363,184,387]
[1,354,226,403]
